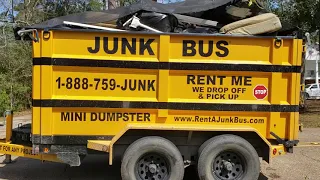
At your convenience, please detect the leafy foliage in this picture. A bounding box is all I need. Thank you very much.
[0,26,32,112]
[0,0,106,113]
[268,0,319,33]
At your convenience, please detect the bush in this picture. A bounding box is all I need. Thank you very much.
[0,90,10,114]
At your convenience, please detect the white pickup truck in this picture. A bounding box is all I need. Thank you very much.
[305,83,320,99]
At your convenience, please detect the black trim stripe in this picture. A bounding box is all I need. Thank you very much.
[32,135,114,144]
[33,99,299,112]
[33,58,301,73]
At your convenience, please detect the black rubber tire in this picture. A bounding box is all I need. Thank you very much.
[198,137,212,158]
[121,136,185,180]
[197,134,260,180]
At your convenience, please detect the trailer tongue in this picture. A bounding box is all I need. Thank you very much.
[0,111,59,163]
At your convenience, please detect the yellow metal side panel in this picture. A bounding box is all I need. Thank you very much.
[287,112,295,140]
[32,107,41,135]
[167,110,268,137]
[168,71,294,105]
[46,31,299,66]
[33,31,302,142]
[158,35,170,62]
[293,40,303,140]
[32,62,41,135]
[50,66,158,101]
[169,36,294,65]
[291,39,298,66]
[288,73,298,105]
[32,66,42,99]
[158,70,169,101]
[157,35,170,119]
[269,73,282,104]
[294,112,299,140]
[32,66,41,100]
[268,112,279,139]
[46,107,271,138]
[271,39,284,65]
[41,108,53,135]
[51,31,159,61]
[270,113,289,139]
[289,73,299,140]
[158,70,169,120]
[41,66,53,99]
[280,39,294,65]
[40,31,53,57]
[51,108,157,135]
[296,39,303,66]
[279,74,291,104]
[168,71,269,103]
[278,74,294,105]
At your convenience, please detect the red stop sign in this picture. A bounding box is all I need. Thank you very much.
[253,85,268,100]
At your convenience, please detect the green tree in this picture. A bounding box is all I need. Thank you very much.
[0,0,105,113]
[268,0,319,33]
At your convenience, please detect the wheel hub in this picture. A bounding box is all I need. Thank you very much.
[136,153,170,180]
[149,164,157,174]
[212,151,244,180]
[222,160,233,171]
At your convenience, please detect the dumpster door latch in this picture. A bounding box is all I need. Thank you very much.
[270,132,299,153]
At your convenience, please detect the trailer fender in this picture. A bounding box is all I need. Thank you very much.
[107,124,272,165]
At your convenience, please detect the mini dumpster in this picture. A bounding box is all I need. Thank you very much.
[1,28,303,180]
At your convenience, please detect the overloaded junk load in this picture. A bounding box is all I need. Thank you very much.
[23,0,285,36]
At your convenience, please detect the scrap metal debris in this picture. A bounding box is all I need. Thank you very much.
[22,0,290,36]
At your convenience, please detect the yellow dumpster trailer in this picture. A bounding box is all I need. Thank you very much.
[0,28,302,180]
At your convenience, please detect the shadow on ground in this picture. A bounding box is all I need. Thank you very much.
[0,154,269,180]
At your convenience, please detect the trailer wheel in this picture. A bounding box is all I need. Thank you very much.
[121,136,184,180]
[197,134,260,180]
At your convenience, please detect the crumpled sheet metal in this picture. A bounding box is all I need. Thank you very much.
[26,0,238,29]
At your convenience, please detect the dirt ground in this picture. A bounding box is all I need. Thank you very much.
[1,107,320,180]
[300,100,320,128]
